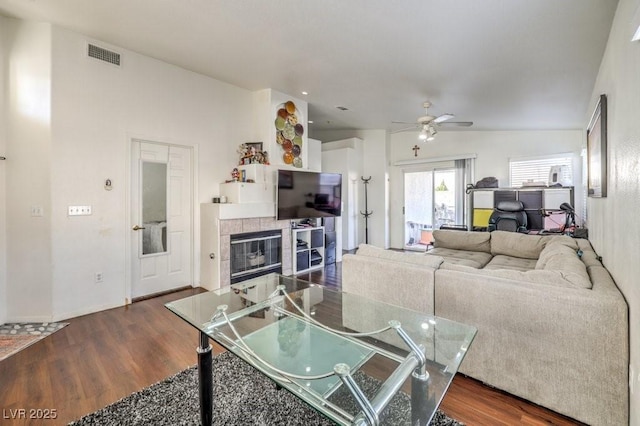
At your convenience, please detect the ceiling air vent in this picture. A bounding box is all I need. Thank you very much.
[87,44,121,66]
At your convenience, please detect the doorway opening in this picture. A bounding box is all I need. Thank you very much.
[404,169,458,251]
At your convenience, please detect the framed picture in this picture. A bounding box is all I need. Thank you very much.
[246,142,263,152]
[587,94,607,198]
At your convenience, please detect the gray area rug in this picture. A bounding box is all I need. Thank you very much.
[69,351,463,425]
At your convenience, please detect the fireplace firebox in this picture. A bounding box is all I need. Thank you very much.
[230,230,282,284]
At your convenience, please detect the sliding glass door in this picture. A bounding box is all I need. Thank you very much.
[404,169,458,251]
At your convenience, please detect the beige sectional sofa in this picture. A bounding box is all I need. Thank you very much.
[342,230,628,426]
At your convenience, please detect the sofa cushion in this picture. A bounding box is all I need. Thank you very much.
[441,263,592,289]
[490,231,548,259]
[535,244,591,289]
[572,238,602,268]
[545,235,579,250]
[432,230,491,253]
[356,244,443,268]
[427,247,493,269]
[484,255,537,271]
[536,242,580,269]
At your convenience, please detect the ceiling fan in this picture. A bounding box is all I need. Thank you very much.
[392,101,473,141]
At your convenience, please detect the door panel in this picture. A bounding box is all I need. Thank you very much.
[169,232,183,273]
[167,147,191,279]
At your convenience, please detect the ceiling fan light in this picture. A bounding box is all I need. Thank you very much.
[426,125,436,141]
[418,131,428,140]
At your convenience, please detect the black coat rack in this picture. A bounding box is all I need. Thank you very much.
[360,176,372,244]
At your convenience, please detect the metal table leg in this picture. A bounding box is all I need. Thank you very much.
[411,369,431,426]
[197,331,213,426]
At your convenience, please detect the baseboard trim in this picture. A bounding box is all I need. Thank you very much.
[132,285,193,303]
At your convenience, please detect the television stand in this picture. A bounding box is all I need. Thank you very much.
[291,226,324,274]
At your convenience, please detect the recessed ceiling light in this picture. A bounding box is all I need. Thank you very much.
[301,91,309,95]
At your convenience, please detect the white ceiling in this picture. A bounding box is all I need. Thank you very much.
[0,0,618,138]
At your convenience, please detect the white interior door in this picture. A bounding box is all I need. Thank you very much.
[131,140,193,299]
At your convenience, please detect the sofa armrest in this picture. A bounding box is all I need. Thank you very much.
[342,253,436,315]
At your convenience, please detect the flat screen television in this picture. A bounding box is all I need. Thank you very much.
[277,170,342,220]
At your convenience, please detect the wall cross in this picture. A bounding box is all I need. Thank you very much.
[412,144,420,157]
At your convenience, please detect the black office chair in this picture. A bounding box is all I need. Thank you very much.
[488,200,528,233]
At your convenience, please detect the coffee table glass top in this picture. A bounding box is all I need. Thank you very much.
[166,273,476,425]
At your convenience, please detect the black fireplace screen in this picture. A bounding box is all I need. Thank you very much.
[230,230,282,284]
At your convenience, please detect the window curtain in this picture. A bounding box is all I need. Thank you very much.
[455,158,475,226]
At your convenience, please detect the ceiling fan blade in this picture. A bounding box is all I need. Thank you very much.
[434,113,455,123]
[390,125,419,134]
[437,121,473,127]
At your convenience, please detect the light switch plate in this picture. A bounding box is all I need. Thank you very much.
[31,206,44,217]
[68,205,92,216]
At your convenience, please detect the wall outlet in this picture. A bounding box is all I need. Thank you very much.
[95,272,103,283]
[31,206,44,217]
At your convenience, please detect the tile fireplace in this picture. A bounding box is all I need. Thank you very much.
[200,204,292,290]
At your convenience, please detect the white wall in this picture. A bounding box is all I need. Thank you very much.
[315,129,388,248]
[47,26,255,320]
[588,0,640,422]
[321,138,363,250]
[1,20,258,322]
[307,138,322,171]
[359,130,388,248]
[0,16,10,324]
[5,20,54,322]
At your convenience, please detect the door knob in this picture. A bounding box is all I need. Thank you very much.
[132,225,146,231]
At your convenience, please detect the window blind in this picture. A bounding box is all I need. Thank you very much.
[509,156,573,187]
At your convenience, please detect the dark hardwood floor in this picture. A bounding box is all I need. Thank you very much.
[0,262,582,425]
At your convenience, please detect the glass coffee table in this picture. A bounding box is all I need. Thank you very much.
[166,273,476,426]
